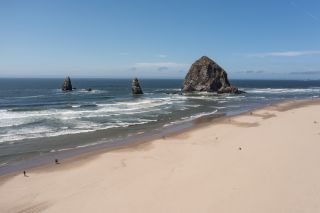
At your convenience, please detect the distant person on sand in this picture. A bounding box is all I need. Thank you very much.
[23,171,27,177]
[55,159,60,164]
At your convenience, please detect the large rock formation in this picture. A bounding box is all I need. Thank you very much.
[182,56,242,94]
[131,78,143,95]
[62,76,73,91]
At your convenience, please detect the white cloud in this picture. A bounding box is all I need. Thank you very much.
[289,70,320,75]
[133,62,188,69]
[157,54,168,58]
[249,50,320,57]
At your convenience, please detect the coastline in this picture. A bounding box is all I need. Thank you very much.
[0,109,226,176]
[1,79,320,173]
[1,98,320,212]
[0,98,318,177]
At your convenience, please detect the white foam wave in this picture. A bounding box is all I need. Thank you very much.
[0,92,230,143]
[0,117,158,143]
[181,104,201,108]
[211,106,227,109]
[163,110,218,127]
[0,97,176,127]
[0,162,8,167]
[76,89,108,94]
[155,88,181,92]
[76,142,100,149]
[182,95,219,100]
[3,95,45,100]
[181,110,218,121]
[50,147,74,152]
[50,141,103,153]
[246,87,320,94]
[226,96,246,99]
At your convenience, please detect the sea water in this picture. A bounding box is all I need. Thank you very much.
[0,78,320,167]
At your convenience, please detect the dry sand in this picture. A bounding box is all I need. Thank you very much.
[1,99,320,213]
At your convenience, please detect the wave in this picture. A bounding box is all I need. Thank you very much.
[163,110,218,127]
[7,107,45,112]
[0,118,46,128]
[4,85,318,144]
[155,88,181,92]
[50,141,102,153]
[81,103,98,108]
[0,101,169,130]
[50,147,74,152]
[0,162,8,167]
[2,95,45,100]
[77,89,108,94]
[181,104,201,108]
[181,110,219,121]
[211,106,227,109]
[245,87,320,94]
[225,95,246,99]
[0,116,158,143]
[0,91,236,141]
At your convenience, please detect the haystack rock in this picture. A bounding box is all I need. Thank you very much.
[131,78,143,95]
[62,76,73,91]
[182,56,243,94]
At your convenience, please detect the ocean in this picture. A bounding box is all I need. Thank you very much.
[0,78,320,171]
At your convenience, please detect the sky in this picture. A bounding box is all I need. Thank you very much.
[0,0,319,79]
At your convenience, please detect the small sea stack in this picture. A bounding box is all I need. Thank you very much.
[182,56,243,94]
[131,78,143,95]
[62,76,73,91]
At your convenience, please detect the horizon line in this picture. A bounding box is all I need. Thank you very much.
[0,77,319,81]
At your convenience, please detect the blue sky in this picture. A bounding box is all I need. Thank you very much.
[0,0,319,79]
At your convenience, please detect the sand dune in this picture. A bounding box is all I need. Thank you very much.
[1,99,320,213]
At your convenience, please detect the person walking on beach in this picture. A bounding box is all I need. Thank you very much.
[23,171,27,177]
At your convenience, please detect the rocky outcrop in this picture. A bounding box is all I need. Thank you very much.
[182,56,243,94]
[131,78,143,95]
[62,76,73,91]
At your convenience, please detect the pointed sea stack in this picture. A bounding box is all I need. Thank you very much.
[182,56,243,94]
[131,78,143,95]
[62,76,73,91]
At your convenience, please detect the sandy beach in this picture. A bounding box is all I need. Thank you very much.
[1,99,320,213]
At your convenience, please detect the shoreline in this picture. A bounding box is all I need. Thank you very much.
[0,95,283,177]
[0,110,225,177]
[1,98,320,212]
[0,98,319,178]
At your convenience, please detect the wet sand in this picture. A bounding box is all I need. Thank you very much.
[1,99,320,213]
